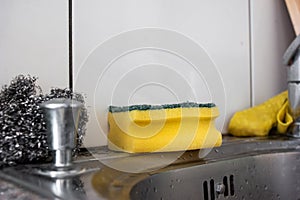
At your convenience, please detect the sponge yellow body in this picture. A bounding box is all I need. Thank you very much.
[108,105,222,153]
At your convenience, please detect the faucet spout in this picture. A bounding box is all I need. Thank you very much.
[284,35,300,137]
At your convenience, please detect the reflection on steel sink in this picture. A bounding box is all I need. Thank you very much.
[131,151,300,200]
[0,135,300,200]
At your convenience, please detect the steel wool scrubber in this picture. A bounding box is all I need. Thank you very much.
[0,75,88,167]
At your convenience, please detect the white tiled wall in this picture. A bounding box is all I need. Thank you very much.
[250,0,295,105]
[0,0,295,147]
[73,0,250,147]
[0,0,69,92]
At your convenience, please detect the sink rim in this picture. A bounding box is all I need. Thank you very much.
[0,135,300,200]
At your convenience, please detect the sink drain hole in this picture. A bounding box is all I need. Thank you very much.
[203,181,209,200]
[230,175,235,196]
[223,176,229,196]
[210,179,215,200]
[203,180,216,200]
[203,175,234,200]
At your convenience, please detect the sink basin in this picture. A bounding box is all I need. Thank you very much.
[130,151,300,200]
[0,135,299,200]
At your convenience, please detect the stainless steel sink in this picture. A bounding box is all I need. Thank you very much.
[131,151,300,200]
[0,135,300,200]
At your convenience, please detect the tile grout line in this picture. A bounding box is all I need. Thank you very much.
[248,0,254,107]
[68,0,73,91]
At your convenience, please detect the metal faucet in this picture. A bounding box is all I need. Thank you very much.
[33,98,90,178]
[28,98,98,178]
[284,35,300,137]
[41,98,83,168]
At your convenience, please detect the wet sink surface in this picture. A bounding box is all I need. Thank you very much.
[0,136,300,200]
[131,151,300,200]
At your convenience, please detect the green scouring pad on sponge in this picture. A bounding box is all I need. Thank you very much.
[107,102,222,153]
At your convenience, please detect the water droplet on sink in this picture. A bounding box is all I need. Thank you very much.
[214,149,219,153]
[264,185,268,190]
[154,187,158,192]
[170,184,174,189]
[240,186,243,190]
[249,193,253,198]
[245,179,249,184]
[176,179,181,183]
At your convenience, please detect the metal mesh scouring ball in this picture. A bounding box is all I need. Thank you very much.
[0,75,88,167]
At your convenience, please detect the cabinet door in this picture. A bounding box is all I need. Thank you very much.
[0,0,69,91]
[250,0,295,105]
[74,0,250,147]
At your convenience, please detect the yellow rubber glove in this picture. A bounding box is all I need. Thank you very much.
[228,91,292,136]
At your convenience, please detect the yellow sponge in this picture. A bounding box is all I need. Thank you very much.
[107,103,222,153]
